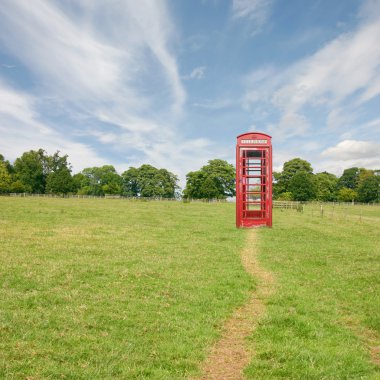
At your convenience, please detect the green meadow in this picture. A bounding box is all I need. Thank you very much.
[246,203,380,379]
[0,198,379,379]
[0,198,252,379]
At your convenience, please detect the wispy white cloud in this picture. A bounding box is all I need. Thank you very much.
[1,64,16,69]
[123,0,186,114]
[0,82,106,171]
[0,0,198,178]
[326,108,358,130]
[192,97,235,110]
[232,0,273,36]
[271,17,380,112]
[0,1,126,102]
[243,0,380,140]
[184,66,206,80]
[363,118,380,129]
[0,0,185,116]
[267,112,311,140]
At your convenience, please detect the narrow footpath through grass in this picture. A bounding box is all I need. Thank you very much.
[195,229,275,380]
[244,207,380,379]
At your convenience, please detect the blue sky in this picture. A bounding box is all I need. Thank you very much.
[0,0,379,187]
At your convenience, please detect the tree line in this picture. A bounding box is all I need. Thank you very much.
[0,149,234,199]
[274,158,379,203]
[0,150,180,198]
[0,150,379,202]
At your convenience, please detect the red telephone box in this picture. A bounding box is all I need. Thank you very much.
[236,132,272,228]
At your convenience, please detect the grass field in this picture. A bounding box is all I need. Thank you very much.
[0,198,252,379]
[246,204,380,379]
[0,198,379,379]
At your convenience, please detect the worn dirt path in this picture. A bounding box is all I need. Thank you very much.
[194,229,276,380]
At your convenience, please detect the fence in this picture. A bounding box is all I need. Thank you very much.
[3,194,377,206]
[5,193,180,201]
[273,201,301,209]
[3,193,228,203]
[276,201,380,225]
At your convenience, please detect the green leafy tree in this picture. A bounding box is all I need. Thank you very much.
[288,171,316,201]
[314,172,338,201]
[72,173,90,194]
[45,152,74,194]
[80,167,100,195]
[182,171,205,199]
[357,168,375,187]
[14,149,49,193]
[337,167,360,189]
[272,171,284,199]
[121,165,179,198]
[199,176,220,199]
[183,159,235,199]
[137,164,161,197]
[79,165,122,195]
[9,180,29,193]
[102,183,121,195]
[155,168,179,198]
[0,161,12,193]
[2,152,30,193]
[45,170,74,194]
[357,175,379,202]
[276,158,313,196]
[121,167,139,196]
[0,154,14,174]
[337,187,358,202]
[202,159,235,197]
[98,165,122,194]
[277,191,293,201]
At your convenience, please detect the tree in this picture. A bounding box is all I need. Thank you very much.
[0,161,11,193]
[314,172,338,201]
[357,175,379,203]
[0,154,13,174]
[79,165,122,195]
[272,171,284,199]
[137,164,162,197]
[121,167,139,196]
[183,159,235,199]
[72,173,90,194]
[13,149,49,193]
[199,176,220,199]
[288,172,316,201]
[155,168,179,198]
[183,170,205,199]
[276,158,313,196]
[9,180,29,193]
[121,165,179,198]
[338,167,360,189]
[45,152,74,194]
[277,191,293,201]
[202,159,236,197]
[46,170,74,194]
[357,168,375,187]
[337,187,358,202]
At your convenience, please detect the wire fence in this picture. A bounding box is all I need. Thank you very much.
[1,194,378,212]
[2,193,228,203]
[275,201,380,224]
[273,201,301,209]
